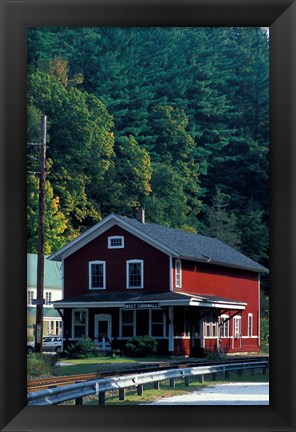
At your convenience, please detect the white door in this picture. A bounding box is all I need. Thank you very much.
[94,314,112,351]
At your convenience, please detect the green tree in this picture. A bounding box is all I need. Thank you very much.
[27,175,68,254]
[205,187,241,248]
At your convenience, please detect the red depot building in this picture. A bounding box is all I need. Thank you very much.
[49,209,268,357]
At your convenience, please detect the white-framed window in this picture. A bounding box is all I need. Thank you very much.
[126,260,144,289]
[108,236,124,249]
[27,290,34,306]
[45,291,52,305]
[248,313,253,337]
[219,315,229,338]
[89,261,106,290]
[150,309,166,337]
[120,309,136,338]
[49,320,62,335]
[205,314,211,337]
[234,316,242,338]
[204,313,218,337]
[72,309,88,339]
[212,315,218,337]
[175,259,182,288]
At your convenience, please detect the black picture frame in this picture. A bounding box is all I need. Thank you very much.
[1,1,295,431]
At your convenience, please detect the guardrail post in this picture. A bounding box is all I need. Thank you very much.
[137,384,143,396]
[224,371,230,380]
[185,376,190,386]
[119,388,126,401]
[154,381,160,390]
[99,391,106,405]
[198,375,204,383]
[169,378,175,388]
[75,396,83,405]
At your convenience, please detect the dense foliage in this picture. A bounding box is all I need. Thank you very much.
[66,338,100,359]
[125,335,158,357]
[27,27,269,270]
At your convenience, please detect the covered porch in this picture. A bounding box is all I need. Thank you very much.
[53,291,246,357]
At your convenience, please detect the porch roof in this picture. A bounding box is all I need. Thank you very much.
[53,291,246,310]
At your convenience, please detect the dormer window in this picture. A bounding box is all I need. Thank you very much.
[108,236,124,249]
[175,259,182,288]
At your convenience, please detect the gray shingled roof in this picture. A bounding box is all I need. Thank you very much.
[116,215,268,273]
[53,291,246,308]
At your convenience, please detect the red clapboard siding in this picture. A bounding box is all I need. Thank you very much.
[174,259,259,335]
[64,225,170,297]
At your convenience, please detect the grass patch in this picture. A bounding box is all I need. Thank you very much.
[53,356,170,376]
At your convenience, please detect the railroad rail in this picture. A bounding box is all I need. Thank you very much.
[27,358,269,405]
[28,355,268,392]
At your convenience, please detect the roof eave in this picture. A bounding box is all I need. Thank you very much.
[180,255,269,274]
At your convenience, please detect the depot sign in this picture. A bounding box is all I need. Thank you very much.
[124,303,159,310]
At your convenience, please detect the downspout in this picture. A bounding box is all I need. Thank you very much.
[258,273,261,348]
[169,256,173,291]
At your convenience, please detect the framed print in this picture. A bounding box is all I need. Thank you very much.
[0,0,295,431]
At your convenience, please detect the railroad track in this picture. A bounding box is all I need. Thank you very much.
[27,355,268,392]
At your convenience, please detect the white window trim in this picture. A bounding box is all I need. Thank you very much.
[248,313,253,337]
[234,316,242,339]
[89,260,106,290]
[45,291,52,305]
[71,309,89,339]
[108,236,124,249]
[149,309,166,338]
[204,313,218,338]
[175,259,182,288]
[27,290,34,306]
[126,259,144,289]
[119,309,136,338]
[219,314,229,338]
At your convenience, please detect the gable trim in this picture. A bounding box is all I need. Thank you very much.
[49,214,179,262]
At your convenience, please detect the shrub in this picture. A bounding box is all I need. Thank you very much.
[125,335,157,357]
[27,353,54,377]
[260,318,269,353]
[66,337,99,359]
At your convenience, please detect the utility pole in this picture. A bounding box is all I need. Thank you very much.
[35,116,47,353]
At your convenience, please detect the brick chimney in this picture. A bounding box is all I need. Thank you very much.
[132,206,145,223]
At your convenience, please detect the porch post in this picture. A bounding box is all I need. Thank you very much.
[168,306,174,352]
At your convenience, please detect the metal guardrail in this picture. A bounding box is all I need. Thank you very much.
[27,360,269,405]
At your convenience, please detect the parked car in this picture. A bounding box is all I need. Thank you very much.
[27,336,62,354]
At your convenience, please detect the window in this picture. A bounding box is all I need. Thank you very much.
[126,260,144,289]
[120,310,135,337]
[150,309,165,337]
[72,310,88,338]
[49,320,62,335]
[204,313,218,337]
[205,314,211,337]
[219,315,229,338]
[27,290,34,306]
[175,259,182,288]
[212,316,218,337]
[89,261,106,290]
[45,292,52,305]
[234,316,242,338]
[108,236,124,249]
[248,313,253,337]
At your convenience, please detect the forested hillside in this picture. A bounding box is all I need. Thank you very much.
[27,27,269,268]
